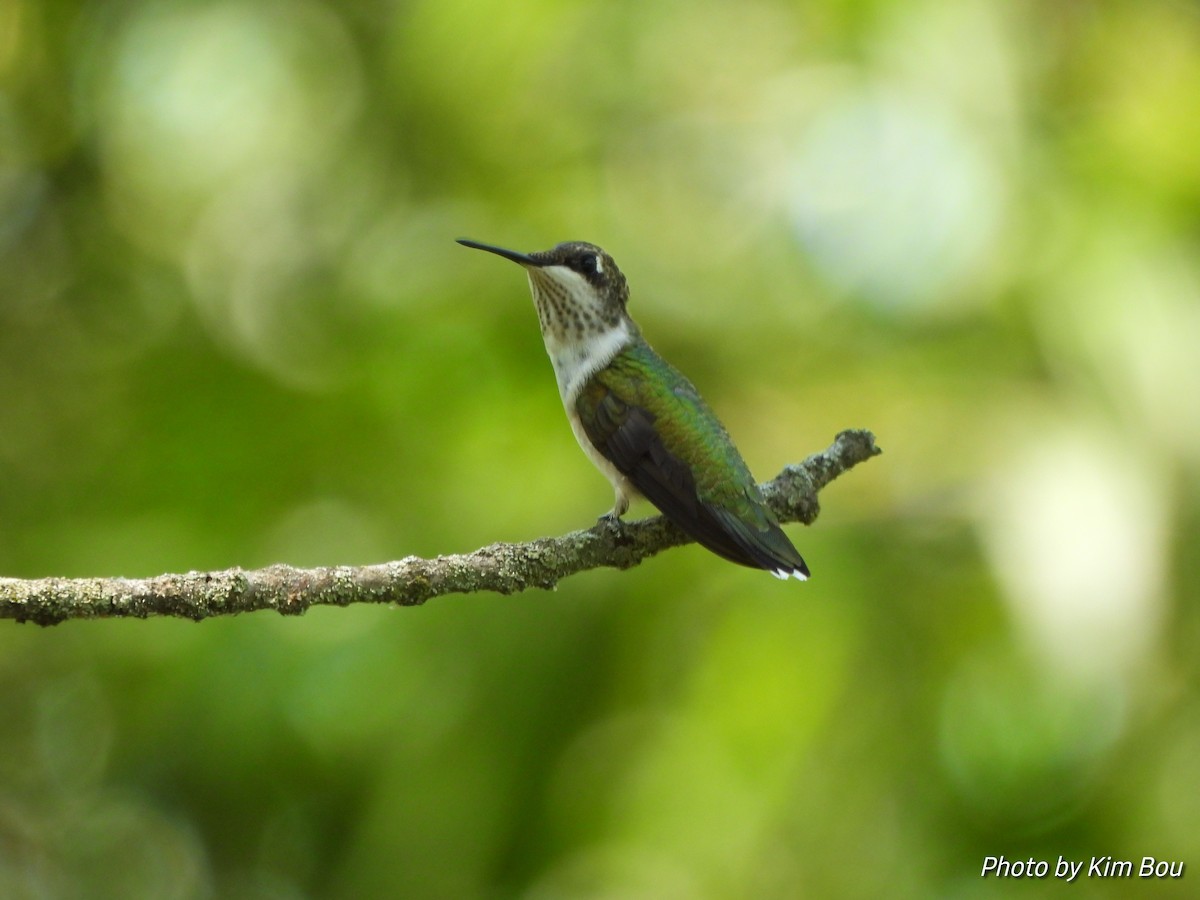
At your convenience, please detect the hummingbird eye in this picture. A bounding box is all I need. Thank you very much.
[577,252,603,278]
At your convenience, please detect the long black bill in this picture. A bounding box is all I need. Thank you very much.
[456,238,542,267]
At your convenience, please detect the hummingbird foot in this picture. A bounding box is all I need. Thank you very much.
[608,488,631,520]
[594,508,627,538]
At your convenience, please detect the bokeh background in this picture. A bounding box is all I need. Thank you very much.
[2,0,1199,896]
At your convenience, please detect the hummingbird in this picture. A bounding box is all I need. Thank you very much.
[457,238,810,580]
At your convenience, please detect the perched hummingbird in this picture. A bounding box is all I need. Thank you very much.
[458,238,809,580]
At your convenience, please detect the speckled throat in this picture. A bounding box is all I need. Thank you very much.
[526,265,638,407]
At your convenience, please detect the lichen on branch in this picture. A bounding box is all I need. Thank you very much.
[0,430,881,626]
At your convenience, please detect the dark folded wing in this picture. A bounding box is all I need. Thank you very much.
[576,375,808,577]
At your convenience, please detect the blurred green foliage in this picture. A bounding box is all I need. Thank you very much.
[2,0,1199,896]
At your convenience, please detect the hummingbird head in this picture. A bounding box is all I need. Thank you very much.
[457,239,632,344]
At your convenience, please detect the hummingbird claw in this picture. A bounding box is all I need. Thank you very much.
[595,510,625,535]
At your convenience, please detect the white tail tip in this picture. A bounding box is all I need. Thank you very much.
[771,568,808,582]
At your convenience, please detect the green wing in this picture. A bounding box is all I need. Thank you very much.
[575,342,809,578]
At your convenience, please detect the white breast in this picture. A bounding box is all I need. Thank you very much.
[544,320,633,407]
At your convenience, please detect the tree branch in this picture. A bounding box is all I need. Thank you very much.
[0,430,880,626]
